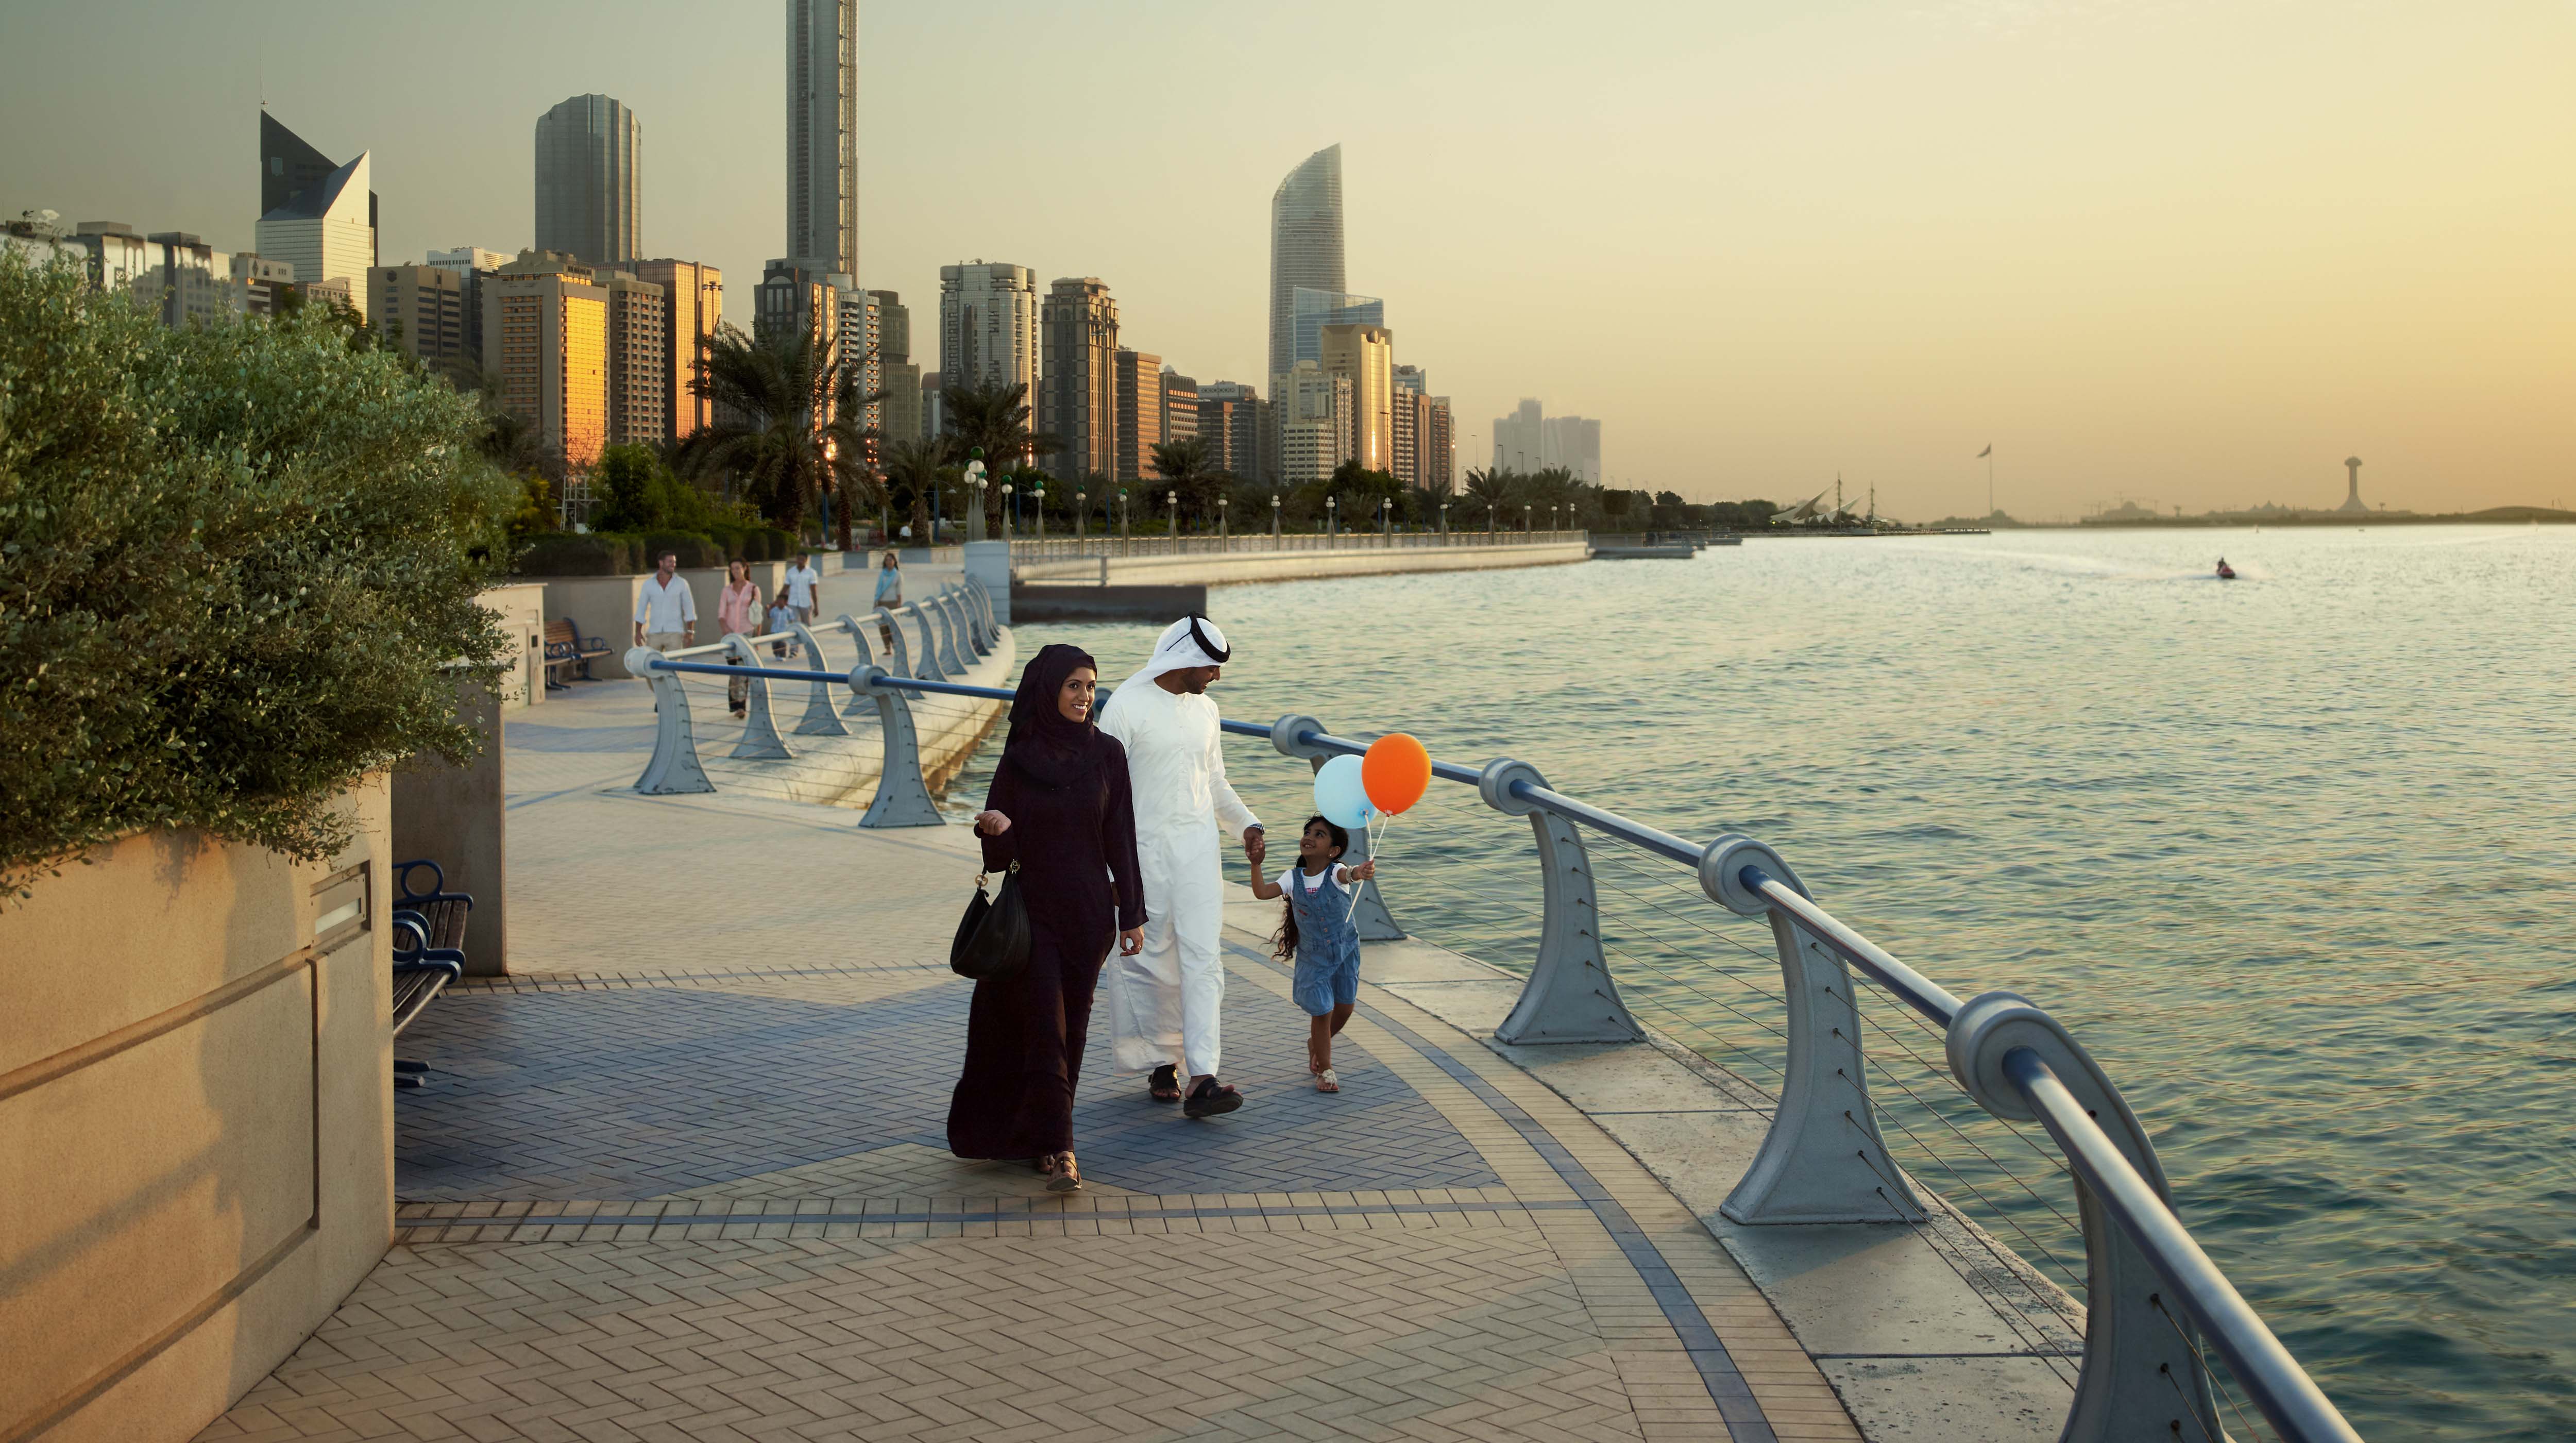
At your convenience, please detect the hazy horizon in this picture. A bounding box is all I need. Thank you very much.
[3,0,2569,519]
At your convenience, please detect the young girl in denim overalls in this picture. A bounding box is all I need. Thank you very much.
[1249,816,1379,1092]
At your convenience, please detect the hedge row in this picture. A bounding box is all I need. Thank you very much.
[516,525,799,576]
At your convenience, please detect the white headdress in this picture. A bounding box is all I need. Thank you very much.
[1137,615,1231,681]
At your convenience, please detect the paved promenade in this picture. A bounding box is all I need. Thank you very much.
[193,611,1899,1443]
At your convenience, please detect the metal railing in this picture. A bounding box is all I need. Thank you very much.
[1007,528,1583,563]
[618,602,2364,1443]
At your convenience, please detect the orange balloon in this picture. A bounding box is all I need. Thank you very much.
[1361,733,1432,816]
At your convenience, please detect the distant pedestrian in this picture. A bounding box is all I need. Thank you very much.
[950,644,1146,1192]
[633,551,696,653]
[785,551,822,625]
[717,559,760,717]
[872,548,903,650]
[766,590,796,659]
[1248,816,1377,1093]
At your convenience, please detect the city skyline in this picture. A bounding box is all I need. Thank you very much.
[4,1,2571,515]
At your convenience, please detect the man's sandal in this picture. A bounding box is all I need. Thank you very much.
[1314,1068,1340,1093]
[1183,1078,1243,1119]
[1148,1064,1182,1103]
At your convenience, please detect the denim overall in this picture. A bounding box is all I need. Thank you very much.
[1286,868,1365,1016]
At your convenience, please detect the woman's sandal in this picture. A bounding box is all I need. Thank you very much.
[1147,1064,1182,1103]
[1314,1068,1340,1093]
[1043,1151,1082,1192]
[1183,1078,1243,1119]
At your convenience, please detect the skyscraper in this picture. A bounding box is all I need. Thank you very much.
[1493,398,1544,472]
[1268,144,1344,389]
[1161,368,1198,448]
[1279,361,1352,485]
[1320,322,1394,472]
[630,259,723,441]
[870,289,922,445]
[1542,415,1603,482]
[368,264,469,367]
[786,0,856,278]
[534,94,642,267]
[939,262,1039,396]
[599,270,669,447]
[261,112,376,267]
[256,151,374,320]
[1115,349,1163,484]
[1040,277,1119,479]
[1196,381,1267,485]
[482,251,608,473]
[1287,288,1383,373]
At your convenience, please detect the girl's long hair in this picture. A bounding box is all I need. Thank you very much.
[1269,815,1349,963]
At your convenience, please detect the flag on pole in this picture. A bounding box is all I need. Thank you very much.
[1977,445,1992,458]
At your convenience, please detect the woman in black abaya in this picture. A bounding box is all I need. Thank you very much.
[947,643,1145,1190]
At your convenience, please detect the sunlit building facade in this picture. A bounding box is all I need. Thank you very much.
[630,259,723,441]
[599,270,669,447]
[256,151,374,320]
[1115,348,1163,484]
[939,261,1039,396]
[1040,277,1119,479]
[483,251,608,472]
[1319,322,1394,473]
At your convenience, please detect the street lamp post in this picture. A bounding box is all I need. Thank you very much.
[1118,488,1129,545]
[1379,497,1391,545]
[1167,490,1179,556]
[1218,497,1229,551]
[964,451,986,543]
[1033,485,1045,542]
[1074,490,1085,544]
[1001,481,1014,543]
[1327,494,1338,543]
[1270,493,1281,545]
[1439,501,1450,544]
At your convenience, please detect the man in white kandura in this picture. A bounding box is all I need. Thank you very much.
[1097,616,1265,1118]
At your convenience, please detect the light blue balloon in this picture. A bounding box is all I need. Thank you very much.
[1312,754,1377,830]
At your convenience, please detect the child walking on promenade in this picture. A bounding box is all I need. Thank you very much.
[1249,816,1378,1092]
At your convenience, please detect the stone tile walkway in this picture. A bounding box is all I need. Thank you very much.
[194,620,1866,1443]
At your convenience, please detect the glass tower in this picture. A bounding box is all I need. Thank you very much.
[1267,144,1345,387]
[534,94,642,266]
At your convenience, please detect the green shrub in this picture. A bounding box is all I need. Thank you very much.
[705,523,748,562]
[0,250,518,900]
[756,527,795,561]
[641,530,718,569]
[517,532,635,576]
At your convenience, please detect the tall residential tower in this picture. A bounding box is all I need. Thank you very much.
[1267,144,1344,389]
[786,0,857,279]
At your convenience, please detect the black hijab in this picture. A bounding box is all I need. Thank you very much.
[1002,643,1103,791]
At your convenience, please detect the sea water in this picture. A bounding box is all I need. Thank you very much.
[977,525,2573,1439]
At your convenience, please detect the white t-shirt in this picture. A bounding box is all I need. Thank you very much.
[1277,865,1346,897]
[785,564,821,608]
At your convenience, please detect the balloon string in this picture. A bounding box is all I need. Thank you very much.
[1346,813,1392,921]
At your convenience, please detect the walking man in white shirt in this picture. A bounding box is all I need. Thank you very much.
[1097,617,1264,1119]
[633,551,697,652]
[782,551,822,659]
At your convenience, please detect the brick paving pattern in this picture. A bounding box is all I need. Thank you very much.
[198,611,1863,1441]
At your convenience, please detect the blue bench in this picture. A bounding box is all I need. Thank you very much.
[544,617,613,689]
[392,859,473,1088]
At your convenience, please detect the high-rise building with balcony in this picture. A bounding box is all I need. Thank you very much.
[833,282,881,456]
[1115,348,1163,484]
[1320,322,1394,473]
[939,261,1039,396]
[599,270,669,447]
[369,263,470,368]
[1394,364,1427,396]
[1278,361,1351,486]
[1161,368,1198,447]
[1040,277,1118,479]
[869,289,922,444]
[1268,144,1344,387]
[630,259,723,441]
[482,251,608,472]
[1196,381,1267,485]
[786,0,856,279]
[256,150,374,320]
[534,94,642,267]
[1425,397,1455,495]
[232,253,295,318]
[428,246,512,358]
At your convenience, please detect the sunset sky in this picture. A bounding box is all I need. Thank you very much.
[4,0,2570,518]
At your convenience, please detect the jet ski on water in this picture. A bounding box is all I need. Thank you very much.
[2215,558,2237,580]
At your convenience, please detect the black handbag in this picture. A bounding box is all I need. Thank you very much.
[950,861,1031,980]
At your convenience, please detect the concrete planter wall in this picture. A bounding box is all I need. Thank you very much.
[0,780,396,1442]
[531,564,788,680]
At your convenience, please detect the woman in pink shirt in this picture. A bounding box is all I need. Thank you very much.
[717,560,762,717]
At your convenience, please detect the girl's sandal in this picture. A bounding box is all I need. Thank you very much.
[1045,1151,1082,1193]
[1314,1068,1340,1094]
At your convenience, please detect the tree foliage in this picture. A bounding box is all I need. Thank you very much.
[678,324,881,545]
[0,250,518,900]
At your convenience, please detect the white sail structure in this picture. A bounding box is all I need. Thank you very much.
[1773,488,1832,524]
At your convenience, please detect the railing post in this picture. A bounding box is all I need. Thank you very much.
[929,591,968,674]
[723,634,792,760]
[1477,756,1643,1044]
[1268,714,1400,942]
[838,612,896,715]
[628,648,714,794]
[787,623,851,737]
[1949,992,2220,1443]
[1700,835,1925,1224]
[852,665,944,828]
[906,601,946,682]
[965,579,999,649]
[958,587,992,656]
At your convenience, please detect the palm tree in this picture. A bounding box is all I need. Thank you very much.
[881,435,950,546]
[940,379,1058,528]
[1463,467,1516,533]
[679,323,884,545]
[1148,437,1222,528]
